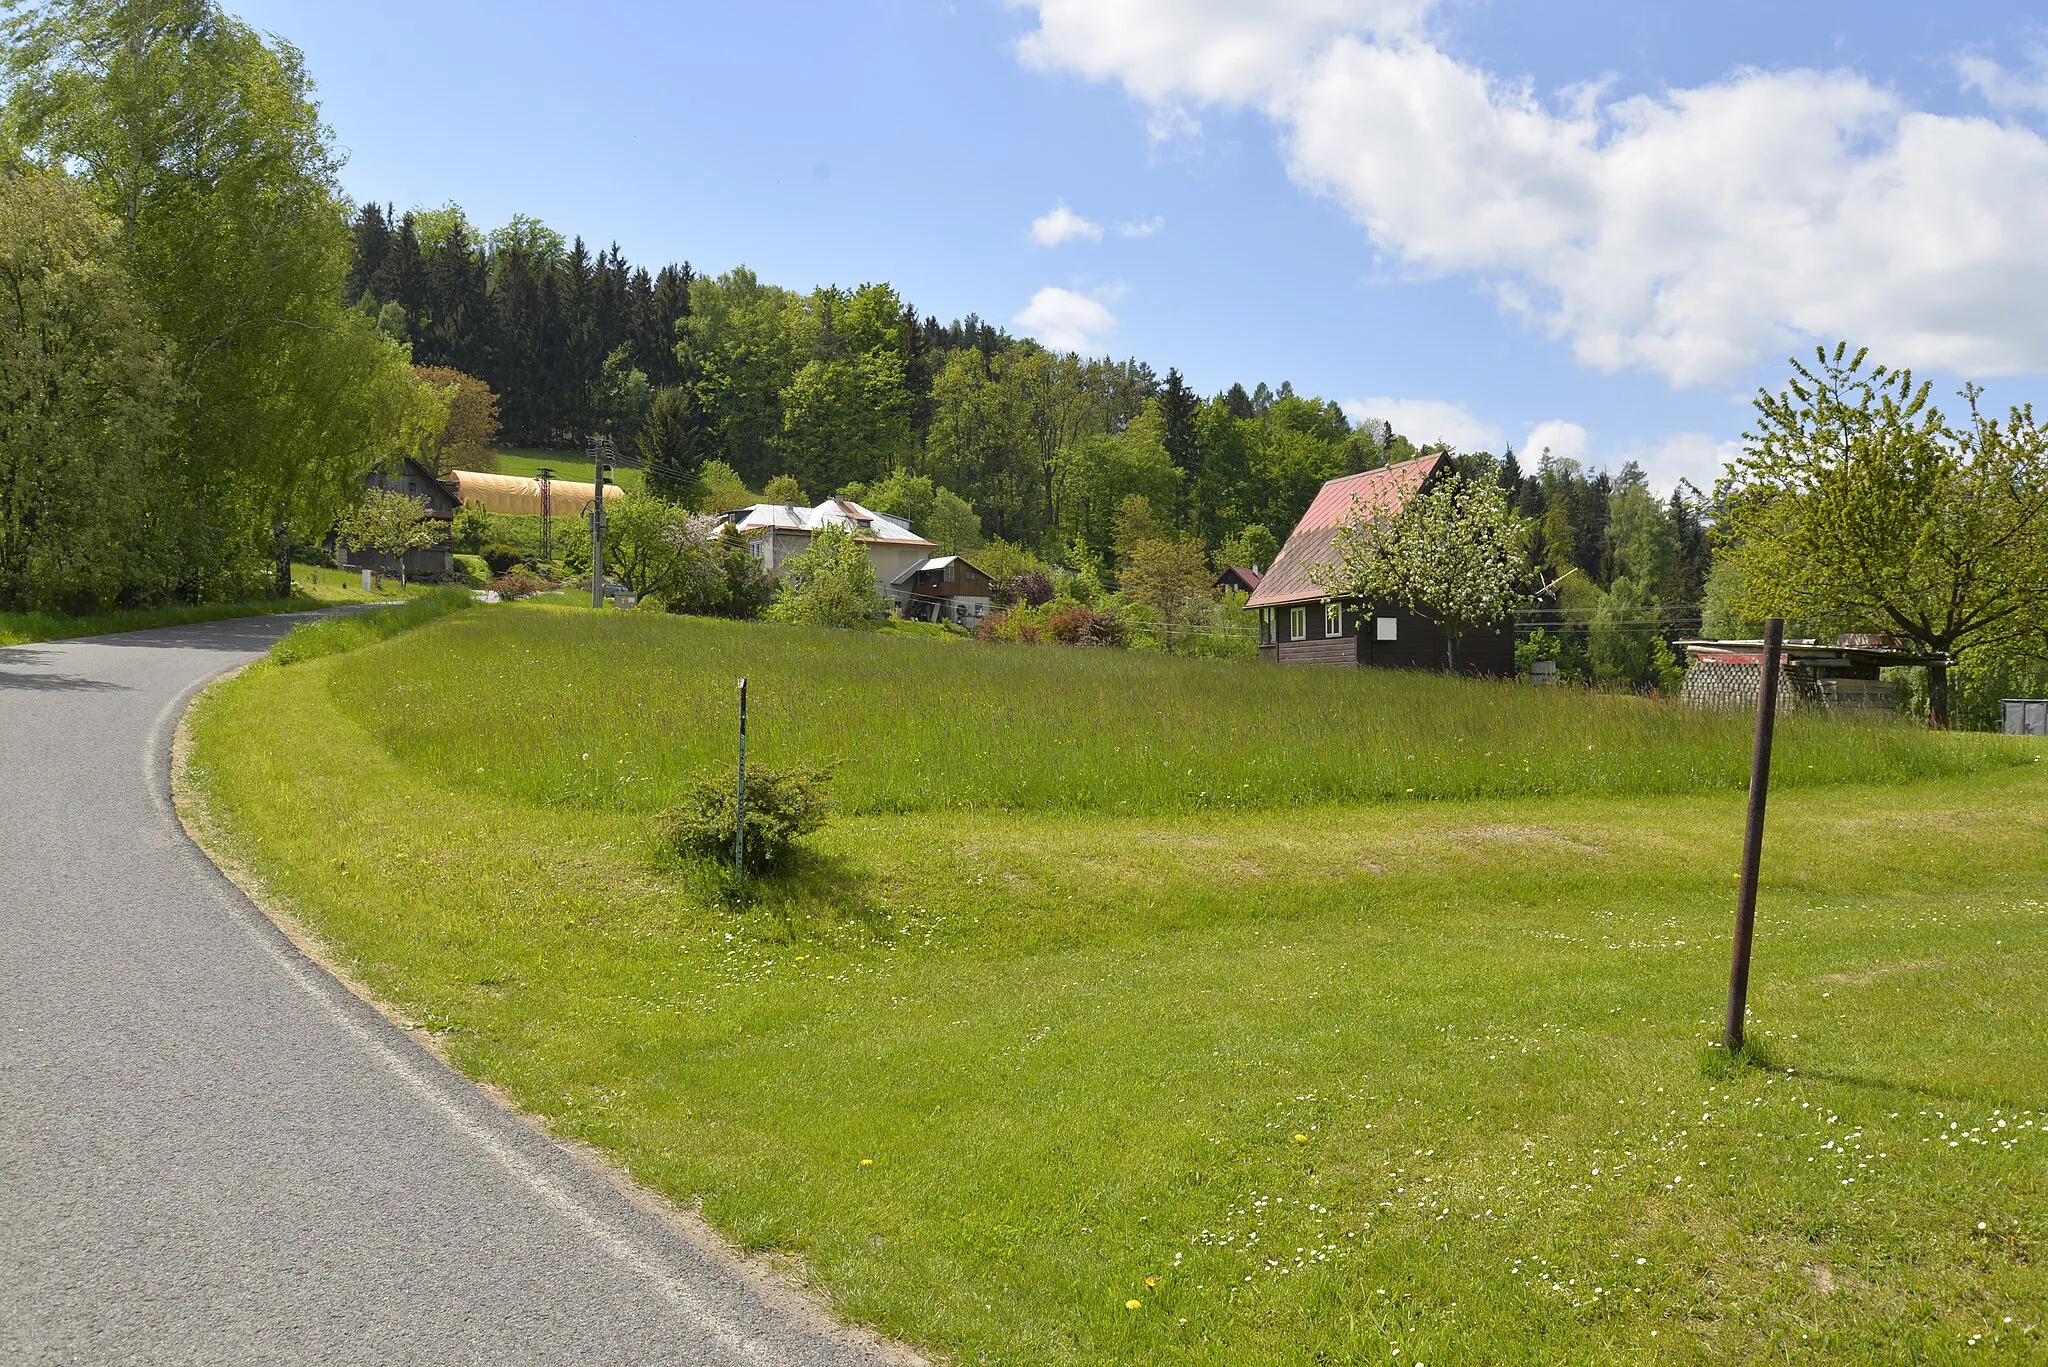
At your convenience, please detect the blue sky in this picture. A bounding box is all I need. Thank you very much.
[234,0,2048,490]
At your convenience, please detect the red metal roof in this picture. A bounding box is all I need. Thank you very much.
[1246,454,1446,608]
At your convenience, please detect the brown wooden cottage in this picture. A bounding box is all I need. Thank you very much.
[1215,565,1263,595]
[1246,453,1515,674]
[331,456,461,581]
[890,554,995,625]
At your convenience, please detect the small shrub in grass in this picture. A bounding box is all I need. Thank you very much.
[452,554,489,587]
[487,569,549,599]
[657,764,834,875]
[480,543,523,575]
[977,605,1039,643]
[1042,602,1128,647]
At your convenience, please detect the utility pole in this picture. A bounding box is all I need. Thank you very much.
[537,467,554,564]
[587,436,613,609]
[1725,616,1785,1056]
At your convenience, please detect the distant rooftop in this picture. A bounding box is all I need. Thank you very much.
[725,498,935,548]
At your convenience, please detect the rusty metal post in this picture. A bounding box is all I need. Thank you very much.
[734,678,748,884]
[1725,616,1784,1055]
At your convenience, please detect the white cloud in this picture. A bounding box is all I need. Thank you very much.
[1013,286,1119,351]
[1344,397,1502,451]
[1030,201,1103,246]
[1011,1,2048,384]
[1627,432,1744,493]
[1118,215,1167,238]
[1958,47,2048,114]
[1014,0,1428,107]
[1521,420,1589,465]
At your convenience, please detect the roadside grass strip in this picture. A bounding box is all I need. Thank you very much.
[183,609,2048,1364]
[0,595,322,647]
[268,587,475,666]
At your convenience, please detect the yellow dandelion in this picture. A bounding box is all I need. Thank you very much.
[1145,1277,1158,1288]
[1126,1300,1143,1311]
[860,1158,874,1167]
[1294,1133,1309,1144]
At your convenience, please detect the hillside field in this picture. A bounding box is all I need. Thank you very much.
[182,607,2048,1365]
[487,446,649,495]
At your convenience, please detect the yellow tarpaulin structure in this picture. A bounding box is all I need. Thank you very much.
[450,470,625,518]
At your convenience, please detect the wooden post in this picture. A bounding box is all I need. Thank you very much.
[1725,616,1784,1056]
[734,677,748,883]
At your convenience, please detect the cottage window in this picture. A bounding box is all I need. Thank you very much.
[1324,602,1342,637]
[943,563,956,583]
[1259,608,1274,644]
[1289,606,1307,641]
[1376,616,1398,642]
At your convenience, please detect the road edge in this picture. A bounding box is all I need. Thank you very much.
[168,663,937,1367]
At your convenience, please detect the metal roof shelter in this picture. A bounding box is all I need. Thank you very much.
[1678,637,1946,716]
[449,470,623,518]
[1246,453,1445,609]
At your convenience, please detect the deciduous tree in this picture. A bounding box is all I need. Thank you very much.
[1321,472,1524,672]
[1716,344,2048,727]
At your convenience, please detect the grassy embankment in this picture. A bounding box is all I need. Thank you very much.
[183,607,2048,1365]
[0,562,394,646]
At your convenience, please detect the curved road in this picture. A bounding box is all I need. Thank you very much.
[0,616,902,1366]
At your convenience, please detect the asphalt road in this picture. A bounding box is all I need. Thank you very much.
[0,615,902,1366]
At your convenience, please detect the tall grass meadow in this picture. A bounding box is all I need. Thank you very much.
[329,606,2030,816]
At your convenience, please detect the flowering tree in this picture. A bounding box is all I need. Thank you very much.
[1320,472,1523,671]
[1716,344,2048,727]
[335,488,441,587]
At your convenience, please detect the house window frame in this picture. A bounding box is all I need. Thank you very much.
[1376,616,1398,642]
[1259,608,1275,645]
[1289,606,1307,641]
[1324,602,1343,638]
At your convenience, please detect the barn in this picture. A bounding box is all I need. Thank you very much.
[1246,453,1516,675]
[332,456,461,581]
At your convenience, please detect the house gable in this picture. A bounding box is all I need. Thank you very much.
[1245,453,1445,610]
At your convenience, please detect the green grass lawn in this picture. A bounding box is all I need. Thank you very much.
[290,562,437,605]
[489,446,648,495]
[181,608,2048,1365]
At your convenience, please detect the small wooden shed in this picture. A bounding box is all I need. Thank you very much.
[1678,637,1944,716]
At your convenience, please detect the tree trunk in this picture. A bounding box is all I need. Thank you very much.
[1927,660,1950,729]
[271,521,292,599]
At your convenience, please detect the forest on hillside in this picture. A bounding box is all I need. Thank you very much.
[347,202,1715,656]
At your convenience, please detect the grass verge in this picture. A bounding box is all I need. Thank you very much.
[268,587,475,666]
[182,610,2048,1364]
[0,593,329,647]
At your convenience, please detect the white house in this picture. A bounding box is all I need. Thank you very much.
[724,498,937,589]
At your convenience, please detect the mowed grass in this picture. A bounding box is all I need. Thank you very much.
[329,607,2027,817]
[181,608,2048,1364]
[290,562,436,605]
[489,446,648,495]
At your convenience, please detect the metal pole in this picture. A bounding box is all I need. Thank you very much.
[538,467,553,564]
[1725,616,1785,1055]
[735,678,748,883]
[589,440,609,609]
